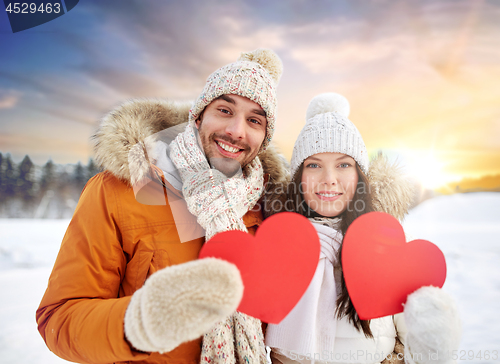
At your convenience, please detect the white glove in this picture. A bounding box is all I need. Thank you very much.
[404,286,462,364]
[124,258,243,353]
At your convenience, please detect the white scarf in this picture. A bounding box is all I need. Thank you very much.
[265,220,342,357]
[168,123,267,364]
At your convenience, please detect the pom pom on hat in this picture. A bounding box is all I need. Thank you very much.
[306,93,350,120]
[238,49,283,85]
[290,92,368,177]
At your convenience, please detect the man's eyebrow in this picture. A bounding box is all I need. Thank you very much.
[215,95,266,117]
[252,108,266,117]
[215,95,236,105]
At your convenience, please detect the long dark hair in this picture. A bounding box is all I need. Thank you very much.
[273,162,375,337]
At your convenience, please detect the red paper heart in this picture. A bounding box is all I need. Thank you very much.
[199,212,320,324]
[342,212,446,320]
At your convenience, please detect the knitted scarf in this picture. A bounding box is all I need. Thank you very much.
[169,123,267,364]
[169,123,264,240]
[200,312,268,364]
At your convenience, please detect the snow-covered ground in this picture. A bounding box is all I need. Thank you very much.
[403,192,500,361]
[0,219,71,364]
[0,192,499,364]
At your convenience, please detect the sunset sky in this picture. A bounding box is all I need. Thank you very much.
[1,0,499,189]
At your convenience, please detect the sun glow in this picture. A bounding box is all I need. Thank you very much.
[405,151,460,190]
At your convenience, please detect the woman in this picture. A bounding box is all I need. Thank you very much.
[264,93,461,364]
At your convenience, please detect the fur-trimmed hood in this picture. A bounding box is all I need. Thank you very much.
[93,99,288,187]
[368,154,415,220]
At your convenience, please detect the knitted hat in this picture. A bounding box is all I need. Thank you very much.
[189,49,283,151]
[290,93,368,177]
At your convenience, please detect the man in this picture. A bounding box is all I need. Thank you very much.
[36,49,287,364]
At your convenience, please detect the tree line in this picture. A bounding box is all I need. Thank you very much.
[0,153,100,218]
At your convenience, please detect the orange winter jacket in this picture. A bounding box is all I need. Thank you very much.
[35,99,287,364]
[36,171,265,364]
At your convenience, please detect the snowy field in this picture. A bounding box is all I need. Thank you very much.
[0,192,499,364]
[403,192,500,362]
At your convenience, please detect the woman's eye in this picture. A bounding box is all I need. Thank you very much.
[305,163,319,168]
[339,163,351,168]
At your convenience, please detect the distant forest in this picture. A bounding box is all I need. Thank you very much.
[5,151,491,219]
[0,152,101,218]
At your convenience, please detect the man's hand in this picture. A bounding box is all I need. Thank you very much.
[124,258,243,353]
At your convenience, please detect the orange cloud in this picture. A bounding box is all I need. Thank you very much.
[0,94,19,109]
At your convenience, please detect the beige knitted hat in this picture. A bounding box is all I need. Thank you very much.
[290,93,368,177]
[189,49,283,151]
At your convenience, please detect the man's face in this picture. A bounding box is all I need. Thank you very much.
[196,94,267,176]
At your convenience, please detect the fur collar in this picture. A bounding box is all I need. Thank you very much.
[368,154,415,220]
[93,99,288,187]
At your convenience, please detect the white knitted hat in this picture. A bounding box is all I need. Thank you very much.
[290,93,368,177]
[190,49,283,151]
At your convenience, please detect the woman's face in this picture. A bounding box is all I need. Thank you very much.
[300,152,359,217]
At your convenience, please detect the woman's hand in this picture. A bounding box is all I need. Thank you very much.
[404,286,462,364]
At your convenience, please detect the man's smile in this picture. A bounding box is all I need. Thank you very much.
[212,138,246,159]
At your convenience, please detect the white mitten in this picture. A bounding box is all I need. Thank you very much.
[404,286,462,364]
[124,258,243,353]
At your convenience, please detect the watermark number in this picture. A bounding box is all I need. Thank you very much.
[5,2,61,14]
